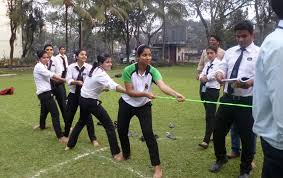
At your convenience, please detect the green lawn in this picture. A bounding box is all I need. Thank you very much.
[0,65,263,178]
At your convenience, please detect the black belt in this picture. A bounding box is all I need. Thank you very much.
[223,93,252,101]
[38,90,53,98]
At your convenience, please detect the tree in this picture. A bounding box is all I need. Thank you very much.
[186,0,252,41]
[253,0,277,44]
[6,0,25,66]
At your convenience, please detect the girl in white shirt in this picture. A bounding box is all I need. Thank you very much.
[66,55,125,161]
[198,46,221,149]
[65,49,99,146]
[33,50,68,144]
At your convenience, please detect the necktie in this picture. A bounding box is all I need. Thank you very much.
[60,56,67,78]
[206,63,213,75]
[47,60,53,70]
[75,66,85,95]
[227,48,246,94]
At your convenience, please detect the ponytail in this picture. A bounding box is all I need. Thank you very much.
[88,55,107,77]
[88,61,98,77]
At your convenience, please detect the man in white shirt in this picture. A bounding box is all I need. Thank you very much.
[210,20,259,178]
[56,46,68,78]
[253,1,283,177]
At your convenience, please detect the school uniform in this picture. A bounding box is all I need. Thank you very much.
[64,62,96,142]
[67,67,120,156]
[33,62,63,138]
[199,58,221,144]
[48,56,67,129]
[117,63,162,166]
[55,54,68,78]
[212,42,259,175]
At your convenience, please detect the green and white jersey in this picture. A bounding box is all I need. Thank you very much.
[121,63,162,107]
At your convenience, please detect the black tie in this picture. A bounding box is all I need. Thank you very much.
[60,56,67,78]
[206,63,213,75]
[75,66,85,95]
[227,48,246,94]
[47,60,53,70]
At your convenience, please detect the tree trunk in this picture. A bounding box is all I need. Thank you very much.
[126,20,130,63]
[9,25,16,68]
[65,5,68,51]
[79,19,83,48]
[196,6,210,41]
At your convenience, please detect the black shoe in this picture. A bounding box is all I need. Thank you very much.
[238,173,249,178]
[210,158,228,173]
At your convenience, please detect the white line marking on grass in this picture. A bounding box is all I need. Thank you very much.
[0,74,17,77]
[30,147,109,178]
[95,155,149,178]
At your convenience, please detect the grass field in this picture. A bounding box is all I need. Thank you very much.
[0,65,263,178]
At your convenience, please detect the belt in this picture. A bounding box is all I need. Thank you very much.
[38,90,53,99]
[223,93,252,101]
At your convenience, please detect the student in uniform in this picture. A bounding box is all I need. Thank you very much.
[198,46,221,149]
[65,49,99,146]
[66,55,125,161]
[44,44,68,132]
[56,46,68,79]
[210,20,259,178]
[117,44,186,178]
[33,50,68,143]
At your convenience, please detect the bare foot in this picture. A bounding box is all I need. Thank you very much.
[113,152,125,161]
[58,136,69,144]
[33,125,48,130]
[251,160,256,169]
[153,165,162,178]
[92,140,100,147]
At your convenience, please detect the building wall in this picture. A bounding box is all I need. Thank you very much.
[0,0,22,60]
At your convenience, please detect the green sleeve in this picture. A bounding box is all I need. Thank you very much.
[122,64,135,83]
[150,66,162,82]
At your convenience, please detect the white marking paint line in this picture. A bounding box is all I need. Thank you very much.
[30,147,109,178]
[96,155,149,178]
[0,73,17,77]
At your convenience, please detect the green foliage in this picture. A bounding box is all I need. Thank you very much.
[0,65,263,178]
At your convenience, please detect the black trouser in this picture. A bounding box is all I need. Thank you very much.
[261,137,283,178]
[213,94,255,174]
[51,83,67,129]
[201,88,219,144]
[65,93,96,142]
[67,96,120,156]
[38,91,63,138]
[117,98,160,166]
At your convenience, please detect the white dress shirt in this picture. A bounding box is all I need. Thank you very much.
[81,67,119,100]
[217,42,260,96]
[56,54,69,69]
[66,62,92,94]
[48,56,62,76]
[33,62,55,95]
[199,58,221,90]
[253,20,283,150]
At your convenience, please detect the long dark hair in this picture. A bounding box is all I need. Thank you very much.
[88,55,108,77]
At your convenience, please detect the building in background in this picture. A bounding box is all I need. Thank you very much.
[0,0,22,60]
